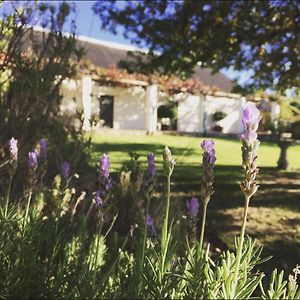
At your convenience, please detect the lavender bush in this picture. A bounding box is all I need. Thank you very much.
[0,103,299,299]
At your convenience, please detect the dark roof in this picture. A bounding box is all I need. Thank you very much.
[191,67,234,93]
[22,28,234,92]
[77,38,234,93]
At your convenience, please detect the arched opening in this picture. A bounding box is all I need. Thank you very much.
[157,102,178,131]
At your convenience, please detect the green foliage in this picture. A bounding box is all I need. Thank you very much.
[276,98,300,135]
[158,102,178,130]
[120,151,141,181]
[261,266,300,299]
[212,111,227,122]
[1,141,300,298]
[93,0,299,91]
[0,1,89,191]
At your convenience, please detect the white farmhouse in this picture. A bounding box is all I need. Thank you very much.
[59,34,280,135]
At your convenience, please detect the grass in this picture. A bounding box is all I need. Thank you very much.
[91,132,300,274]
[91,132,300,169]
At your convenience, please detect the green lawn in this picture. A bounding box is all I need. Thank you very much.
[91,132,300,177]
[91,132,300,274]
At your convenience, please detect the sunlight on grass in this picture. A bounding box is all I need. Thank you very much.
[91,133,300,171]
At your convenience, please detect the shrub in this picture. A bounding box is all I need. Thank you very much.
[0,2,89,193]
[212,111,227,122]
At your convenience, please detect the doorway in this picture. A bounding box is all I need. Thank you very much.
[99,95,114,128]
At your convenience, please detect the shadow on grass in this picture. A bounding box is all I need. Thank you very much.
[91,139,300,273]
[92,142,199,158]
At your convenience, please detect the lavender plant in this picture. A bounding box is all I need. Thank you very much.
[198,139,216,256]
[137,153,156,294]
[231,102,262,297]
[1,105,300,299]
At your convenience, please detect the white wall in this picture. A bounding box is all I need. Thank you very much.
[95,85,147,130]
[204,95,243,134]
[60,78,81,114]
[177,94,204,132]
[60,78,249,134]
[61,80,148,130]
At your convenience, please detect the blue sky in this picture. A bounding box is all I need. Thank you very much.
[72,1,131,45]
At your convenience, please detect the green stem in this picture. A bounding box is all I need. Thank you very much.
[4,175,13,218]
[232,195,250,297]
[92,230,101,288]
[160,174,171,283]
[24,190,33,229]
[165,174,171,224]
[92,215,104,290]
[138,194,151,293]
[161,175,171,248]
[197,202,208,259]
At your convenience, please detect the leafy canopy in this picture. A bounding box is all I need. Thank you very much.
[93,0,300,92]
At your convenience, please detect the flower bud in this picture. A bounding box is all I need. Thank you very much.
[163,146,175,177]
[9,137,18,162]
[27,150,39,169]
[61,161,70,179]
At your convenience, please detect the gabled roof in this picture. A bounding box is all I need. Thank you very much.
[76,35,234,93]
[22,27,234,93]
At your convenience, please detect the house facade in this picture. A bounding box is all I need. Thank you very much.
[59,35,280,135]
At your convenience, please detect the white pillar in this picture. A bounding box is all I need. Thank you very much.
[199,94,205,133]
[271,101,281,129]
[146,84,158,134]
[82,76,92,131]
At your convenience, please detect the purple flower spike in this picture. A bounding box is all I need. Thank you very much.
[201,140,214,152]
[146,214,156,236]
[95,190,102,207]
[201,140,216,164]
[200,139,216,205]
[39,139,48,160]
[9,137,18,161]
[240,103,261,198]
[186,197,199,217]
[146,214,154,226]
[27,150,39,169]
[241,103,261,143]
[147,153,156,179]
[100,154,110,178]
[61,161,70,179]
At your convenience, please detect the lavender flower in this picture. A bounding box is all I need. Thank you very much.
[147,153,156,179]
[186,197,199,217]
[200,139,216,205]
[201,140,216,164]
[97,154,112,205]
[163,146,176,177]
[240,103,261,198]
[241,103,261,144]
[39,139,48,160]
[99,154,110,178]
[9,137,18,161]
[27,150,39,169]
[146,214,156,236]
[61,161,70,179]
[94,190,102,207]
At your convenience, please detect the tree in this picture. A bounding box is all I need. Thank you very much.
[0,1,90,183]
[93,0,300,92]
